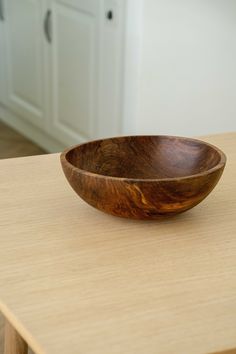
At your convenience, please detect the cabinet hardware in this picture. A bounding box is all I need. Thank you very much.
[44,9,52,43]
[0,0,4,21]
[106,10,113,20]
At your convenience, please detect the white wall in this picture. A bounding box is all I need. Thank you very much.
[125,0,236,136]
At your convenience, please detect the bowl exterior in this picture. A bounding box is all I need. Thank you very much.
[61,159,225,220]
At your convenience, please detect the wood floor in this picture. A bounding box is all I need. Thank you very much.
[0,316,3,354]
[0,121,46,159]
[0,121,43,353]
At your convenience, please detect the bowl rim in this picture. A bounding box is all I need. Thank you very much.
[60,135,226,182]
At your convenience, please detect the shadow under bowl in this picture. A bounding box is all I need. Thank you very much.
[60,135,226,220]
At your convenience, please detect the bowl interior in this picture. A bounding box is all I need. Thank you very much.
[66,136,223,179]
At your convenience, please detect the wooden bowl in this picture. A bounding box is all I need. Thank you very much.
[60,136,226,220]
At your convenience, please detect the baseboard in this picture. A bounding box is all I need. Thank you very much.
[0,105,66,153]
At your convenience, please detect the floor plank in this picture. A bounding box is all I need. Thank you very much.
[0,121,46,159]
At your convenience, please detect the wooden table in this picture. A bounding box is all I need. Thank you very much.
[0,133,236,354]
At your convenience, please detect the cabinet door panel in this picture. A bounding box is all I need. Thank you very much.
[6,0,44,127]
[51,0,98,142]
[0,11,7,106]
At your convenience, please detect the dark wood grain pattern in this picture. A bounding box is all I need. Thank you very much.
[60,136,226,219]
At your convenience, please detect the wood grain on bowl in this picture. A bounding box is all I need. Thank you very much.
[60,136,226,219]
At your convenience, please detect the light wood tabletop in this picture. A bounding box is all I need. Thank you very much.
[0,132,236,354]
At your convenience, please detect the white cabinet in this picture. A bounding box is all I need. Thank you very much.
[49,0,100,144]
[48,0,125,145]
[5,0,46,128]
[0,0,125,150]
[0,0,7,106]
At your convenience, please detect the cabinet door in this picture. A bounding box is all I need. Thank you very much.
[0,0,7,106]
[49,0,100,144]
[5,0,45,127]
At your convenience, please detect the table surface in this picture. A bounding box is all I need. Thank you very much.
[0,133,236,354]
